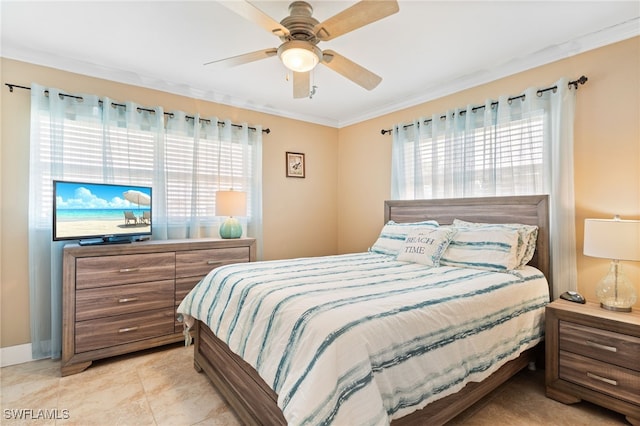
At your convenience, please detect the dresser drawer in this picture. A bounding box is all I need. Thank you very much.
[559,321,640,370]
[175,276,202,332]
[176,247,249,278]
[175,276,202,305]
[559,350,640,405]
[75,308,175,353]
[76,252,175,289]
[76,280,174,322]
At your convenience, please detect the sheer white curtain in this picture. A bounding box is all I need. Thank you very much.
[163,112,223,239]
[391,78,577,298]
[101,98,169,236]
[28,85,263,359]
[162,114,264,258]
[29,85,101,359]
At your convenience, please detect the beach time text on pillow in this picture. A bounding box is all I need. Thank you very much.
[397,227,456,266]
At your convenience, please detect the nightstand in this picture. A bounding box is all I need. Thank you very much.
[545,300,640,424]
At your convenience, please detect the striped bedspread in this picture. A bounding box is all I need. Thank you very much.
[177,252,549,425]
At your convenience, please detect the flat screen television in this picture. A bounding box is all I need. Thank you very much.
[53,180,152,245]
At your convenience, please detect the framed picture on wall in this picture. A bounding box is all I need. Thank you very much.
[286,152,305,178]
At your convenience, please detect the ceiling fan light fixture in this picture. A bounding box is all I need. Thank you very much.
[278,40,321,73]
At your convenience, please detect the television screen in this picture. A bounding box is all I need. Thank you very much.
[53,180,152,244]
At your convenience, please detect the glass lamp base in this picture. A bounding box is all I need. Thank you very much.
[595,260,637,313]
[219,217,242,239]
[599,301,632,313]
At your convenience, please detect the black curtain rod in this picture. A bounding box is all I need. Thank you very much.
[5,83,271,134]
[380,75,588,135]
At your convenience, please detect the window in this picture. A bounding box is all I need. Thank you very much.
[393,104,546,200]
[30,92,261,237]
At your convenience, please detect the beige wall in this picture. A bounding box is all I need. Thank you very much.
[337,36,640,307]
[0,59,338,348]
[2,36,639,350]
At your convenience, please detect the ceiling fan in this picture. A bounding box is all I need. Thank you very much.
[207,0,399,98]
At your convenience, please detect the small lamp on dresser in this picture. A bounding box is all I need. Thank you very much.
[216,190,247,239]
[583,216,640,312]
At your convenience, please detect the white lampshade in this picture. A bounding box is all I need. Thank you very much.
[584,216,640,312]
[215,190,247,217]
[584,217,640,261]
[278,41,321,73]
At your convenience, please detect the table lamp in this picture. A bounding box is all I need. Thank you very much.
[583,216,640,312]
[216,190,247,239]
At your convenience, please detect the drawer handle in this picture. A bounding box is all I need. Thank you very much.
[118,297,139,304]
[119,268,140,273]
[585,340,617,352]
[118,326,139,334]
[586,372,618,386]
[207,260,224,265]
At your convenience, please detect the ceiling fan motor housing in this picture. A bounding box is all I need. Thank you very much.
[279,1,320,43]
[277,1,323,72]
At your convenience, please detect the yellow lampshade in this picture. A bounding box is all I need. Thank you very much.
[215,190,247,217]
[216,190,247,239]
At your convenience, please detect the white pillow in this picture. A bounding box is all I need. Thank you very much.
[452,219,538,269]
[396,227,457,266]
[369,220,439,256]
[440,226,520,272]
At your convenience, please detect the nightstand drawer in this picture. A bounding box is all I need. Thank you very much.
[75,308,175,353]
[76,280,174,321]
[175,247,249,278]
[76,252,175,289]
[560,321,640,370]
[559,350,640,405]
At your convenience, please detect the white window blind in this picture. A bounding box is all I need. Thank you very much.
[394,109,545,199]
[33,106,255,229]
[164,130,254,220]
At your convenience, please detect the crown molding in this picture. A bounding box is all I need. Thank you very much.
[3,17,637,129]
[338,17,640,128]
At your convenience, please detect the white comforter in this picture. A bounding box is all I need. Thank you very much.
[177,252,549,425]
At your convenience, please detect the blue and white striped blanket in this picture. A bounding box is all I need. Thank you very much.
[177,252,549,425]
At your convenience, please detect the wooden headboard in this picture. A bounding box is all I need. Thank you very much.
[384,195,551,297]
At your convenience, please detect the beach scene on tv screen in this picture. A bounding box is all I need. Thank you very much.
[55,182,151,239]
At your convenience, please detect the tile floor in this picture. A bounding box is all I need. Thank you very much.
[1,343,629,425]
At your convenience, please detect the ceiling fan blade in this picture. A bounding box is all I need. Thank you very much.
[219,1,290,38]
[313,0,399,41]
[293,72,310,99]
[204,48,277,67]
[321,50,382,90]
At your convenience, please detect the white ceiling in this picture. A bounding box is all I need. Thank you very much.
[2,1,638,128]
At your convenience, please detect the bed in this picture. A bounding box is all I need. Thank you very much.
[178,195,551,425]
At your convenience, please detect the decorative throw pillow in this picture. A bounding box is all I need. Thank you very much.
[369,220,439,256]
[396,227,457,266]
[452,219,538,269]
[440,226,520,272]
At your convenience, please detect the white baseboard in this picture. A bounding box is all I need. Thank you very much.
[1,343,34,367]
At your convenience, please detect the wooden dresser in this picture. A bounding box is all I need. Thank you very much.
[545,299,640,424]
[61,238,256,376]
